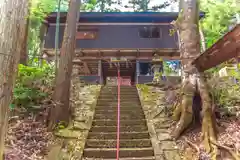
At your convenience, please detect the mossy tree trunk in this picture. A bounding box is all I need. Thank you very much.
[0,0,29,159]
[48,0,81,130]
[172,0,217,158]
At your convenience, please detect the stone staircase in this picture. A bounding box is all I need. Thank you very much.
[82,86,155,160]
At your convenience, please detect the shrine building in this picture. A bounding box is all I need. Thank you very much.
[42,12,204,85]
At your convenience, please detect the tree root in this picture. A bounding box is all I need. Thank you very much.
[196,73,218,159]
[201,108,218,160]
[211,140,240,160]
[184,136,200,153]
[171,72,220,160]
[172,103,181,121]
[183,136,200,159]
[172,92,182,121]
[172,94,193,138]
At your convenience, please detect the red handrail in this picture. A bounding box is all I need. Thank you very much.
[116,68,121,160]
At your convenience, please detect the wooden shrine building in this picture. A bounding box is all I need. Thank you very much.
[43,12,204,85]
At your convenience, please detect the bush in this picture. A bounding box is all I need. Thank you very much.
[207,68,240,117]
[13,63,54,110]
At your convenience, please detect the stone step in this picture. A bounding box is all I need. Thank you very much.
[97,102,141,106]
[104,86,136,88]
[95,108,144,115]
[85,139,152,148]
[98,97,139,100]
[98,98,140,102]
[88,132,150,140]
[97,98,139,101]
[95,106,142,111]
[100,92,138,95]
[82,157,155,160]
[102,87,137,90]
[82,85,154,160]
[94,113,145,120]
[94,110,144,116]
[92,120,146,127]
[101,89,137,92]
[83,148,154,158]
[98,95,139,98]
[90,125,148,132]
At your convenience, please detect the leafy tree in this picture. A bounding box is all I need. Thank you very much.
[172,0,219,158]
[28,0,57,65]
[200,0,239,48]
[94,0,121,12]
[125,0,176,12]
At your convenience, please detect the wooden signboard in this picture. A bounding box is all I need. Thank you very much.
[76,31,97,40]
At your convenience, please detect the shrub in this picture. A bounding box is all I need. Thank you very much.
[13,62,54,110]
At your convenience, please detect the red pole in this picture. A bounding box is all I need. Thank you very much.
[116,67,120,160]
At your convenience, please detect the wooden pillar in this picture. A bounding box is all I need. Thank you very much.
[98,60,103,84]
[135,60,140,84]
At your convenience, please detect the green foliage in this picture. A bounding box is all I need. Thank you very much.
[136,84,149,94]
[13,63,54,109]
[125,0,173,12]
[200,0,239,48]
[30,0,57,21]
[163,61,176,75]
[201,0,240,115]
[27,0,58,64]
[208,70,240,117]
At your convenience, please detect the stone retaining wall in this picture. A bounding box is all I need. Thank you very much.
[137,85,181,160]
[47,77,101,160]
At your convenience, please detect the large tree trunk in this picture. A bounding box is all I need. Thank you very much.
[48,0,80,130]
[172,0,217,158]
[19,17,30,65]
[0,0,29,159]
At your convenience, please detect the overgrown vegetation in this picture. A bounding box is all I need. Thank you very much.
[200,0,240,117]
[200,0,239,48]
[13,63,54,110]
[207,73,240,118]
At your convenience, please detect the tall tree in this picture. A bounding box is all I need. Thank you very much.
[19,17,30,65]
[171,0,217,158]
[48,0,81,129]
[0,0,29,159]
[96,0,121,12]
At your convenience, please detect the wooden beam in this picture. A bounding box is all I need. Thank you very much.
[74,56,180,60]
[193,24,240,71]
[195,43,239,71]
[43,48,180,56]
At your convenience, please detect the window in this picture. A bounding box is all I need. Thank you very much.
[139,26,161,38]
[151,27,161,38]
